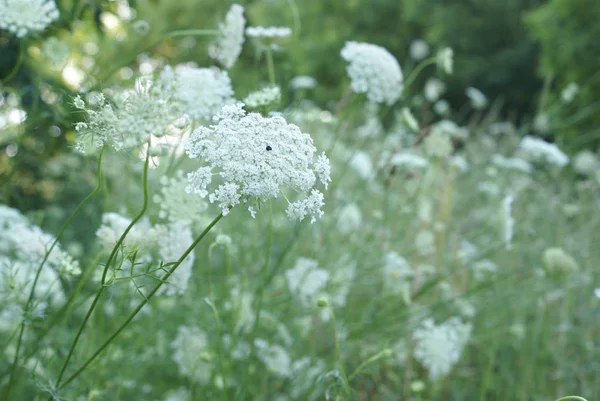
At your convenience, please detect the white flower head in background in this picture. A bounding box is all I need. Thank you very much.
[153,170,209,226]
[336,203,362,235]
[424,78,446,102]
[185,103,330,222]
[0,0,59,38]
[158,65,234,123]
[401,107,420,132]
[413,317,472,380]
[433,99,450,115]
[518,136,569,167]
[254,339,292,378]
[390,152,429,170]
[243,86,281,109]
[341,41,404,105]
[246,26,291,39]
[573,150,600,176]
[491,154,532,174]
[349,151,375,180]
[561,82,579,103]
[410,39,430,61]
[436,47,454,75]
[382,252,412,303]
[210,4,246,69]
[171,326,212,383]
[465,87,487,109]
[285,257,329,304]
[74,78,184,153]
[290,76,317,90]
[423,128,453,158]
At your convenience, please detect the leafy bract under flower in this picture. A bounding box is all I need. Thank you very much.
[185,103,330,222]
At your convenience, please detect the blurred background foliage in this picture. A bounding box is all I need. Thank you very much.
[0,0,599,215]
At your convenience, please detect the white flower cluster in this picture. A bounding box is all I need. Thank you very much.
[185,103,331,222]
[0,0,59,38]
[290,76,317,90]
[171,325,212,383]
[465,87,487,109]
[336,203,362,235]
[413,317,472,380]
[96,213,194,296]
[243,86,281,109]
[74,78,184,153]
[254,338,292,378]
[341,41,404,105]
[246,26,292,39]
[491,154,533,174]
[153,170,209,226]
[573,150,600,176]
[285,257,329,305]
[519,136,569,167]
[382,252,412,303]
[0,205,77,331]
[157,65,234,123]
[210,4,245,69]
[502,194,515,250]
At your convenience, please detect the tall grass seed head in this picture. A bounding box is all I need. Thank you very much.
[0,0,59,37]
[185,103,330,222]
[341,41,404,105]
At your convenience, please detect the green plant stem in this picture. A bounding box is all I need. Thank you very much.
[56,212,224,391]
[2,149,104,400]
[403,57,438,93]
[329,306,351,397]
[555,397,588,401]
[0,41,25,86]
[238,202,273,400]
[266,48,276,86]
[52,152,150,390]
[205,298,228,401]
[347,349,392,381]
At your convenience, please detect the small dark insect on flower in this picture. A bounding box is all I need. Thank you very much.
[266,145,272,151]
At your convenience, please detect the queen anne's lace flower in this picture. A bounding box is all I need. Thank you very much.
[210,4,245,69]
[171,325,212,383]
[153,170,209,225]
[246,26,291,38]
[341,41,403,105]
[254,338,292,378]
[158,65,234,123]
[413,317,472,380]
[519,136,569,167]
[466,87,487,109]
[0,0,59,38]
[185,103,330,222]
[74,78,184,153]
[243,86,281,109]
[285,257,329,304]
[382,252,412,303]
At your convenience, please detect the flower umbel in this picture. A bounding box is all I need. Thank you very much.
[185,103,330,222]
[0,0,59,38]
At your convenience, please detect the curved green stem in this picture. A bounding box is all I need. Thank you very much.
[205,298,228,401]
[403,57,437,94]
[3,149,104,399]
[329,306,351,397]
[57,212,224,390]
[348,348,392,381]
[555,397,588,401]
[0,41,25,86]
[53,152,151,390]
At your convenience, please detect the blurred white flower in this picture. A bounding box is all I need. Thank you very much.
[465,87,487,109]
[246,26,291,38]
[415,230,435,256]
[285,257,329,304]
[254,339,292,378]
[424,78,446,102]
[210,4,245,69]
[533,113,550,134]
[573,150,599,176]
[290,76,317,90]
[382,252,412,303]
[158,65,234,123]
[433,99,450,115]
[436,47,454,74]
[153,171,209,226]
[542,247,579,276]
[410,39,430,61]
[243,86,281,109]
[390,152,429,169]
[491,154,533,174]
[157,222,194,296]
[402,107,420,132]
[0,0,59,37]
[185,103,330,222]
[413,317,472,380]
[349,151,375,180]
[337,203,363,235]
[171,326,212,383]
[424,129,453,158]
[519,136,569,167]
[561,83,579,103]
[341,41,404,105]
